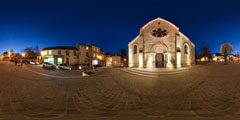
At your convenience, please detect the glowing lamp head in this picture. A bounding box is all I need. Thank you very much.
[213,57,217,61]
[41,51,45,56]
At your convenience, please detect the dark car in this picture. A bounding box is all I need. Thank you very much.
[22,60,30,64]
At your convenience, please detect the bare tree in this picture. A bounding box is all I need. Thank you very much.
[200,44,212,58]
[23,46,40,59]
[220,42,234,65]
[120,48,127,62]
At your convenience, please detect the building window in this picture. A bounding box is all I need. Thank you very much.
[184,45,189,54]
[58,50,61,55]
[134,45,137,54]
[86,52,89,57]
[58,58,63,64]
[49,50,52,55]
[86,46,88,50]
[66,50,69,56]
[73,51,76,56]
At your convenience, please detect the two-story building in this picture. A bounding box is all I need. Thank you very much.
[40,46,78,65]
[76,42,105,66]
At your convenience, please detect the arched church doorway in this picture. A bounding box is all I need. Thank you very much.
[155,53,164,68]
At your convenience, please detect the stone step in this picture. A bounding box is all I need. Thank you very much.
[122,68,190,78]
[132,67,190,73]
[128,68,189,74]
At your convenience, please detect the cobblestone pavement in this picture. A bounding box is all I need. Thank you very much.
[1,61,240,120]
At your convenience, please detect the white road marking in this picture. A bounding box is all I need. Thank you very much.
[22,66,83,79]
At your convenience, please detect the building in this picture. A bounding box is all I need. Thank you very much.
[40,46,78,65]
[1,50,14,61]
[212,53,225,62]
[128,17,195,68]
[76,42,105,66]
[105,53,121,67]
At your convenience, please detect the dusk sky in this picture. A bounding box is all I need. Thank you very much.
[1,0,240,54]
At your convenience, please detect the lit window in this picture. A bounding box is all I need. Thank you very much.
[45,51,47,55]
[49,50,52,55]
[86,46,88,50]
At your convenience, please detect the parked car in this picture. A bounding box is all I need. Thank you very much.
[30,61,37,65]
[22,60,30,64]
[93,65,102,68]
[120,64,128,67]
[58,64,72,70]
[42,62,56,69]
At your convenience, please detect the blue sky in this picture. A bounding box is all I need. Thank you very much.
[0,0,240,54]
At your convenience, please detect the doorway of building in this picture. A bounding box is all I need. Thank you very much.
[66,58,69,65]
[156,53,164,68]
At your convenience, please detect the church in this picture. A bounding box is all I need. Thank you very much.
[128,17,195,68]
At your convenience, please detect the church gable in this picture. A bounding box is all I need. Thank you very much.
[140,17,179,35]
[128,17,195,68]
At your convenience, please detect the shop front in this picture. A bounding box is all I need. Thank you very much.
[43,55,64,65]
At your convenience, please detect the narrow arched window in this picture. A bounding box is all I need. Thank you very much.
[134,45,137,54]
[184,45,188,54]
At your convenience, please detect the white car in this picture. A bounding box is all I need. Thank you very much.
[30,61,37,65]
[58,64,72,70]
[42,62,56,69]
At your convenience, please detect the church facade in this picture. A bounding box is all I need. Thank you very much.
[128,17,195,68]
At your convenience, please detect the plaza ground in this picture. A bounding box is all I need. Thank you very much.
[0,61,240,120]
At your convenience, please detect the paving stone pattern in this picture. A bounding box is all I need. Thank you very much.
[0,62,240,120]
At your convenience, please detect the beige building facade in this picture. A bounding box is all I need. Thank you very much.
[40,47,78,65]
[76,42,105,66]
[128,17,195,68]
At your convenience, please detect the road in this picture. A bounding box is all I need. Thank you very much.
[0,61,240,120]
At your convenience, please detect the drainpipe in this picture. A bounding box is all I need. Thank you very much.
[175,33,177,59]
